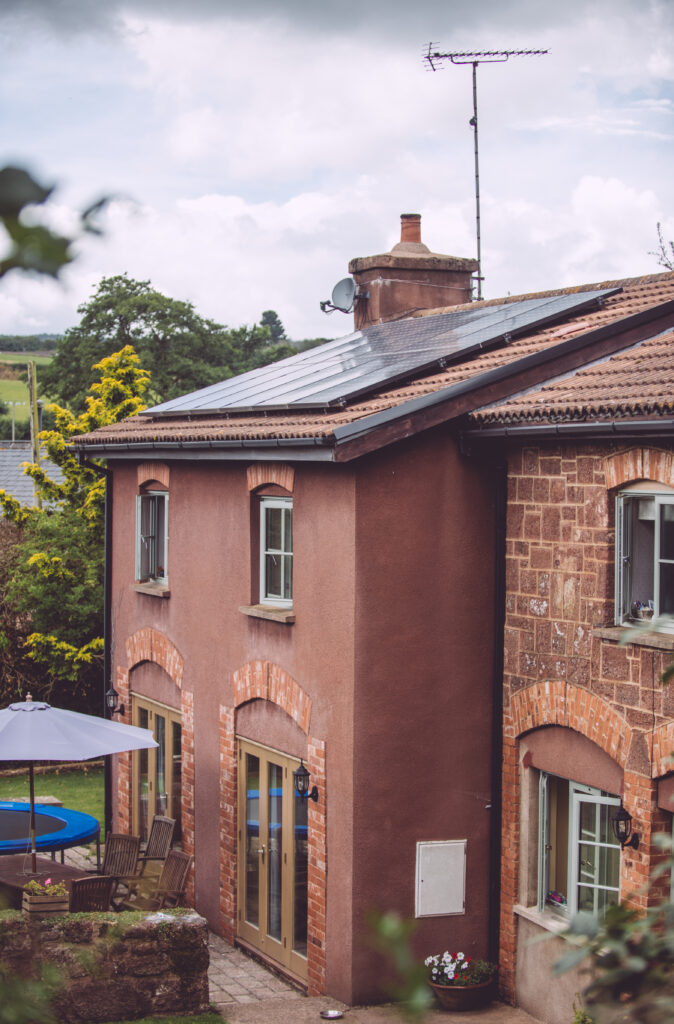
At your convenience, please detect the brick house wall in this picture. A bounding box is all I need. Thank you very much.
[500,443,674,1008]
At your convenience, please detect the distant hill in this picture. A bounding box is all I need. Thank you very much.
[0,334,61,352]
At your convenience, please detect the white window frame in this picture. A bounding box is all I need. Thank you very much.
[615,487,674,628]
[136,491,169,583]
[259,496,293,607]
[538,773,620,918]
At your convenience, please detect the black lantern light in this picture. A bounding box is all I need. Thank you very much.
[611,803,639,850]
[293,759,318,802]
[105,686,125,718]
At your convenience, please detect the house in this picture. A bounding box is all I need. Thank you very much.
[72,215,674,1015]
[0,440,64,509]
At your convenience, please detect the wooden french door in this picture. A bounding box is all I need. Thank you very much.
[236,739,308,980]
[132,696,182,843]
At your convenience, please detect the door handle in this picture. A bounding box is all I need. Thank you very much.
[258,844,265,864]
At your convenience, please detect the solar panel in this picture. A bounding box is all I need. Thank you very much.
[144,289,618,415]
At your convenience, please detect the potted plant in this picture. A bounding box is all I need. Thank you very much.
[22,877,69,919]
[424,951,498,1011]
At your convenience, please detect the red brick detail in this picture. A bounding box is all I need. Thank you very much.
[307,736,327,996]
[508,682,633,768]
[181,688,195,904]
[115,666,132,834]
[498,734,519,1004]
[232,661,312,734]
[125,627,184,688]
[136,462,170,488]
[246,463,295,493]
[219,706,237,943]
[604,448,674,490]
[651,721,674,778]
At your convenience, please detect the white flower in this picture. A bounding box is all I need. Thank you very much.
[456,952,465,961]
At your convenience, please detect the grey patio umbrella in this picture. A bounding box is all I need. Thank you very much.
[0,694,158,872]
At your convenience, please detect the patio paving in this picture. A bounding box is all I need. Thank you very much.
[65,844,540,1023]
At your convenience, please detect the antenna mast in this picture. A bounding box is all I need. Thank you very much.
[424,46,548,300]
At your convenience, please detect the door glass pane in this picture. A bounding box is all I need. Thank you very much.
[578,843,597,884]
[171,720,182,843]
[245,754,260,927]
[577,885,596,914]
[293,789,308,956]
[267,763,283,943]
[155,714,167,816]
[138,708,150,842]
[579,801,597,841]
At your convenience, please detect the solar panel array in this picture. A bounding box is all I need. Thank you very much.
[144,288,618,415]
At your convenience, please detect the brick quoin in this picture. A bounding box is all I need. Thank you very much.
[224,662,327,994]
[116,629,192,889]
[246,463,295,493]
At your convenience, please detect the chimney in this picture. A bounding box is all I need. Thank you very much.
[348,214,478,331]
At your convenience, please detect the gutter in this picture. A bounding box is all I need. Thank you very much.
[460,418,674,451]
[78,455,114,838]
[72,437,336,462]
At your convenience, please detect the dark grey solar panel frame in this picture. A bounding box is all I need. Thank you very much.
[144,289,619,416]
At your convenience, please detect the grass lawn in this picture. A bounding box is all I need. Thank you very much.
[0,764,105,832]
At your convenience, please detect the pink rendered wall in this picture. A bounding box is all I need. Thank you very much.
[349,431,497,1002]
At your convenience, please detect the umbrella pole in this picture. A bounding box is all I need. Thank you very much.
[29,762,37,874]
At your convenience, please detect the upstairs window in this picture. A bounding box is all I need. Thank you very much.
[538,773,620,918]
[616,487,674,625]
[136,491,168,583]
[260,496,292,607]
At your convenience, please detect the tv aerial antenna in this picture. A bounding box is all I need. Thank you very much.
[424,46,548,300]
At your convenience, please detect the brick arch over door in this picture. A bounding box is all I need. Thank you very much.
[115,629,194,889]
[219,660,327,995]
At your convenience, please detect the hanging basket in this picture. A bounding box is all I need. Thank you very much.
[428,975,497,1012]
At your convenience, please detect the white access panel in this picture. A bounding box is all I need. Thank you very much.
[415,840,466,918]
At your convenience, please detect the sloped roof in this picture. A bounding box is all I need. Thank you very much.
[72,271,674,459]
[470,328,674,427]
[0,441,65,509]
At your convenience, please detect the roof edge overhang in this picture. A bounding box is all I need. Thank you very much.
[71,437,338,463]
[459,418,674,456]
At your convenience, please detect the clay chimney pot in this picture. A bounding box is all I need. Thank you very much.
[400,213,422,245]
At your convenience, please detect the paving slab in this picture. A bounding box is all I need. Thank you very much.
[219,996,540,1024]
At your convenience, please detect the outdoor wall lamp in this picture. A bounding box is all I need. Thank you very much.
[293,759,318,802]
[105,686,125,718]
[611,804,639,850]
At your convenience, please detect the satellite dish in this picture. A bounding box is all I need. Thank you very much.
[331,277,356,313]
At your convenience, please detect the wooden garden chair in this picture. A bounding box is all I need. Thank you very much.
[119,849,192,911]
[70,874,117,912]
[137,815,175,877]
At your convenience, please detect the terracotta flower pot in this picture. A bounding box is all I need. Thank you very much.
[428,974,497,1012]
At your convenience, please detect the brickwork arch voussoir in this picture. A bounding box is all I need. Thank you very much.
[508,682,632,770]
[604,447,674,490]
[232,660,311,734]
[125,627,184,688]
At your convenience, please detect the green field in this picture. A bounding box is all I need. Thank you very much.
[0,765,105,832]
[0,352,52,365]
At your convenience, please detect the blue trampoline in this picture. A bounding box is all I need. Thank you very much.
[0,801,100,857]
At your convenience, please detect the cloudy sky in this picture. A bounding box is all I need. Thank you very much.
[1,0,672,342]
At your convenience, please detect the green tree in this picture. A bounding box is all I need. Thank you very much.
[260,309,287,344]
[651,222,674,272]
[0,346,149,711]
[42,275,299,413]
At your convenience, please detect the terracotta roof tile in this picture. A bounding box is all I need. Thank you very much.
[73,271,674,449]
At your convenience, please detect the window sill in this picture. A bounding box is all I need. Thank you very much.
[131,581,170,599]
[239,604,295,624]
[591,625,674,651]
[514,904,568,934]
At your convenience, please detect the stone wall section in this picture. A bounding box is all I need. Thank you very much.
[500,444,674,1003]
[219,705,237,943]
